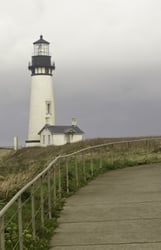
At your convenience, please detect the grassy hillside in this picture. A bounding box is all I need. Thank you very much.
[0,138,111,200]
[1,136,161,249]
[0,148,12,159]
[0,136,160,201]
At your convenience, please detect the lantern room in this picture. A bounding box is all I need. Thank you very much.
[28,35,55,76]
[33,35,50,56]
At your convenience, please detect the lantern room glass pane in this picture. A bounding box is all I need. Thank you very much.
[34,44,49,56]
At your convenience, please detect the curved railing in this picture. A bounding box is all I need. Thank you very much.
[0,138,161,249]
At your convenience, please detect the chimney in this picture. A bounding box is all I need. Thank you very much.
[72,117,77,126]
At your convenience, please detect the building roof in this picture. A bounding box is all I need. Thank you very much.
[38,124,84,135]
[33,35,49,45]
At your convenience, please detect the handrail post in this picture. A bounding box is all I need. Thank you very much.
[47,171,52,219]
[0,216,5,250]
[58,160,62,199]
[31,185,36,240]
[111,144,114,165]
[90,152,94,176]
[66,159,69,194]
[53,168,57,203]
[132,141,136,158]
[99,149,102,169]
[125,142,128,160]
[145,139,149,162]
[18,196,23,250]
[127,142,130,160]
[82,154,86,182]
[75,156,79,188]
[40,176,44,227]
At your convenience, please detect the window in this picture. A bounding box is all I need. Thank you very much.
[46,101,51,115]
[47,103,50,114]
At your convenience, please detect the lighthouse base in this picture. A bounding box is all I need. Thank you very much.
[25,140,40,147]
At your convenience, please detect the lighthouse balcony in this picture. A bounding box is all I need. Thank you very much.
[28,65,55,75]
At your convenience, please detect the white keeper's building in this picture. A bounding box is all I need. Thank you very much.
[26,35,84,147]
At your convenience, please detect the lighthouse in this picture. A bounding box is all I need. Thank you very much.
[26,35,55,147]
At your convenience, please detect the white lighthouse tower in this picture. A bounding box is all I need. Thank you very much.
[26,35,55,147]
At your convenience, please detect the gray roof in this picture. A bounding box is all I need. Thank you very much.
[33,35,49,45]
[38,124,84,135]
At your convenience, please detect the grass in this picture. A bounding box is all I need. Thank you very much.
[0,136,161,201]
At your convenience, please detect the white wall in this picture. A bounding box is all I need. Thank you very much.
[52,134,66,146]
[68,134,83,143]
[40,129,83,146]
[27,75,55,143]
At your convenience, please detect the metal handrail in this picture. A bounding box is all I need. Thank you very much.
[60,137,160,157]
[0,157,60,218]
[1,138,150,216]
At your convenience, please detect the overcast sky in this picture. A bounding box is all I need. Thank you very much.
[0,0,161,146]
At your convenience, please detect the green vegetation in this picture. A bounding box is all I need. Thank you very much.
[1,137,161,249]
[0,137,147,200]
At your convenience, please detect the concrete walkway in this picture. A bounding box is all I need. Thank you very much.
[50,164,161,249]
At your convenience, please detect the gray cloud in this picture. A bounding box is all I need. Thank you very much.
[0,0,161,145]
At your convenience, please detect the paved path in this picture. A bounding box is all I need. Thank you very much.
[50,164,161,249]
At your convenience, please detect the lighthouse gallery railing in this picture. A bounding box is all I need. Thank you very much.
[0,137,161,249]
